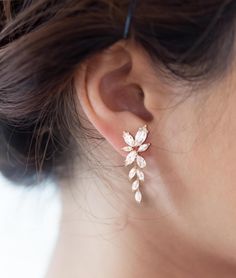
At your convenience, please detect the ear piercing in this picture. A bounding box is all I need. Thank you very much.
[121,125,150,203]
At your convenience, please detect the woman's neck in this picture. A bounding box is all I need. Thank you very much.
[46,166,236,278]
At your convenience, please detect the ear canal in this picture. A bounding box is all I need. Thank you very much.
[99,62,153,122]
[101,85,153,122]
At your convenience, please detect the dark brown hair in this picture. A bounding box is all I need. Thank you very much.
[0,0,236,184]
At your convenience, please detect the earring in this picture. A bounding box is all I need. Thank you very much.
[121,125,151,203]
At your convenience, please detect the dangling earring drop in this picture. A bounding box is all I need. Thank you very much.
[121,125,151,203]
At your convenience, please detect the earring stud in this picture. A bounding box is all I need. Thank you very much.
[121,125,151,203]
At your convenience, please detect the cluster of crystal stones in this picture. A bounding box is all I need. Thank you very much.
[121,125,150,203]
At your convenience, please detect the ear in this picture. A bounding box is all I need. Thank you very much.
[74,40,154,156]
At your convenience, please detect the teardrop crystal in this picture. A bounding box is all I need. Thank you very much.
[138,143,150,152]
[136,155,146,168]
[123,131,135,147]
[134,125,148,146]
[136,169,144,181]
[132,179,139,191]
[125,150,137,166]
[122,146,133,152]
[129,167,137,180]
[135,190,142,203]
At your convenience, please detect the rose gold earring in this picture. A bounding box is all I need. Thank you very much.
[121,125,151,203]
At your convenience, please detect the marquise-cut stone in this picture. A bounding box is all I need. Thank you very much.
[136,155,146,168]
[136,169,144,181]
[138,143,150,152]
[122,146,133,152]
[125,150,137,166]
[123,131,135,147]
[132,179,139,191]
[129,167,137,180]
[134,125,148,146]
[135,190,142,203]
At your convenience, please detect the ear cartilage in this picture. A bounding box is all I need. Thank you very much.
[121,125,150,203]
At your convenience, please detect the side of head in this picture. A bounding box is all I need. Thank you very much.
[1,0,236,262]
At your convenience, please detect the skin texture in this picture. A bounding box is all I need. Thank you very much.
[46,39,236,277]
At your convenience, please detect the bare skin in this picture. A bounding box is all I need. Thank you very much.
[46,39,236,278]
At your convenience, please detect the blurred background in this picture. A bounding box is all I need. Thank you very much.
[0,173,61,278]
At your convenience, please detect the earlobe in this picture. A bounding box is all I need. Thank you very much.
[74,41,153,155]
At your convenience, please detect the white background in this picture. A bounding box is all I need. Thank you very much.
[0,173,61,278]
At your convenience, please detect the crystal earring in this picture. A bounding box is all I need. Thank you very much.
[121,125,151,203]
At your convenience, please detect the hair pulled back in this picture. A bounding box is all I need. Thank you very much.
[0,0,235,184]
